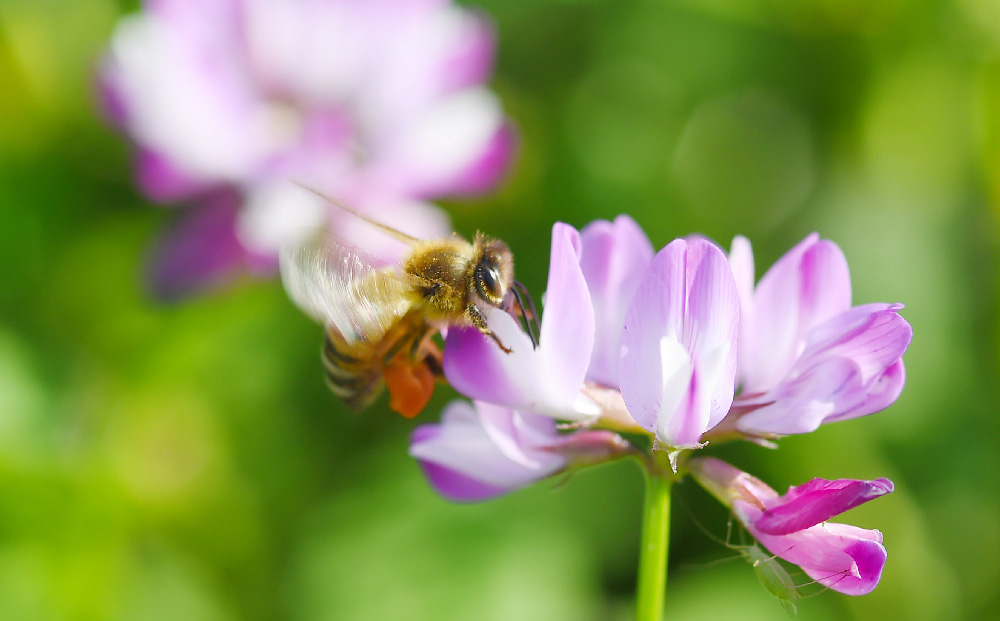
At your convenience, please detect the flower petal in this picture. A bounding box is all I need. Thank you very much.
[736,304,911,435]
[579,215,654,389]
[755,478,895,535]
[372,88,505,197]
[744,514,888,596]
[441,120,516,197]
[409,401,566,502]
[146,192,253,301]
[134,148,212,202]
[444,223,597,420]
[620,238,738,446]
[690,457,891,597]
[740,234,851,394]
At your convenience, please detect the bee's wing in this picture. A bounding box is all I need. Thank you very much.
[280,234,415,345]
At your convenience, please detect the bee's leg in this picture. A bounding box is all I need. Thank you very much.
[408,326,445,379]
[466,304,513,354]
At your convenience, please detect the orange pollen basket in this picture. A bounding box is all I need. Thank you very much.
[384,358,437,419]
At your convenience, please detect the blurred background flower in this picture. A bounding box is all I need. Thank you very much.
[99,0,514,298]
[1,0,998,619]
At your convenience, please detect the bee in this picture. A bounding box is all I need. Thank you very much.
[280,185,538,418]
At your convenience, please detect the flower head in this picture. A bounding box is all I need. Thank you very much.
[99,0,514,296]
[689,457,892,595]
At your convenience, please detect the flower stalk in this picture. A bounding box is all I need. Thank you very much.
[636,457,674,621]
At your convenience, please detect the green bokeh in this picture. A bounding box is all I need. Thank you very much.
[1,0,997,618]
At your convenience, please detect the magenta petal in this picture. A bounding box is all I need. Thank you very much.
[444,223,597,420]
[136,149,211,202]
[579,215,654,389]
[620,238,738,446]
[747,518,888,596]
[146,192,251,301]
[755,478,895,535]
[691,457,891,596]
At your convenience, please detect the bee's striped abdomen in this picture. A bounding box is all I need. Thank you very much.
[321,331,384,411]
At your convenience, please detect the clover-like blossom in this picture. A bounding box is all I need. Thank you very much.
[410,400,629,502]
[443,223,599,420]
[727,234,911,436]
[99,0,513,297]
[689,457,892,596]
[619,238,740,449]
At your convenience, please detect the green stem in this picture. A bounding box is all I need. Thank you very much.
[636,466,673,621]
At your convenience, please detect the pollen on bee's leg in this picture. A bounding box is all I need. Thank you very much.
[384,358,436,419]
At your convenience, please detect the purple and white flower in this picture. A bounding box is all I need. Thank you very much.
[727,234,912,436]
[99,0,514,297]
[689,456,892,596]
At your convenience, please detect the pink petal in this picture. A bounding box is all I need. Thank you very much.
[135,148,212,202]
[690,457,892,595]
[439,121,516,197]
[146,192,254,300]
[444,223,597,420]
[439,9,498,91]
[579,215,654,389]
[620,238,738,446]
[742,510,888,596]
[829,359,906,422]
[409,401,566,502]
[741,234,851,394]
[736,304,911,435]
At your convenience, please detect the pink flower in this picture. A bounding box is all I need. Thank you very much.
[619,238,740,449]
[99,0,514,297]
[689,457,892,596]
[410,400,629,502]
[728,234,911,435]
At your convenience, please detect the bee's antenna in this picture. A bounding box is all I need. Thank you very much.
[291,181,421,246]
[511,280,540,349]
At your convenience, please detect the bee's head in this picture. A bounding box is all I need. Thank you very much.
[472,234,514,308]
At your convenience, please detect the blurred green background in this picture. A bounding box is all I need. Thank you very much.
[2,0,999,619]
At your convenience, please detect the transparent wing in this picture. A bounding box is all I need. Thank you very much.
[280,233,415,346]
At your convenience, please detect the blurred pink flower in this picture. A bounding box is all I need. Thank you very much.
[689,457,892,596]
[99,0,514,297]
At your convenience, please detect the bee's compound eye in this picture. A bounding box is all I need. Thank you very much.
[475,264,504,306]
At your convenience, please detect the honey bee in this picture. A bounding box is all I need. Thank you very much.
[280,185,538,418]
